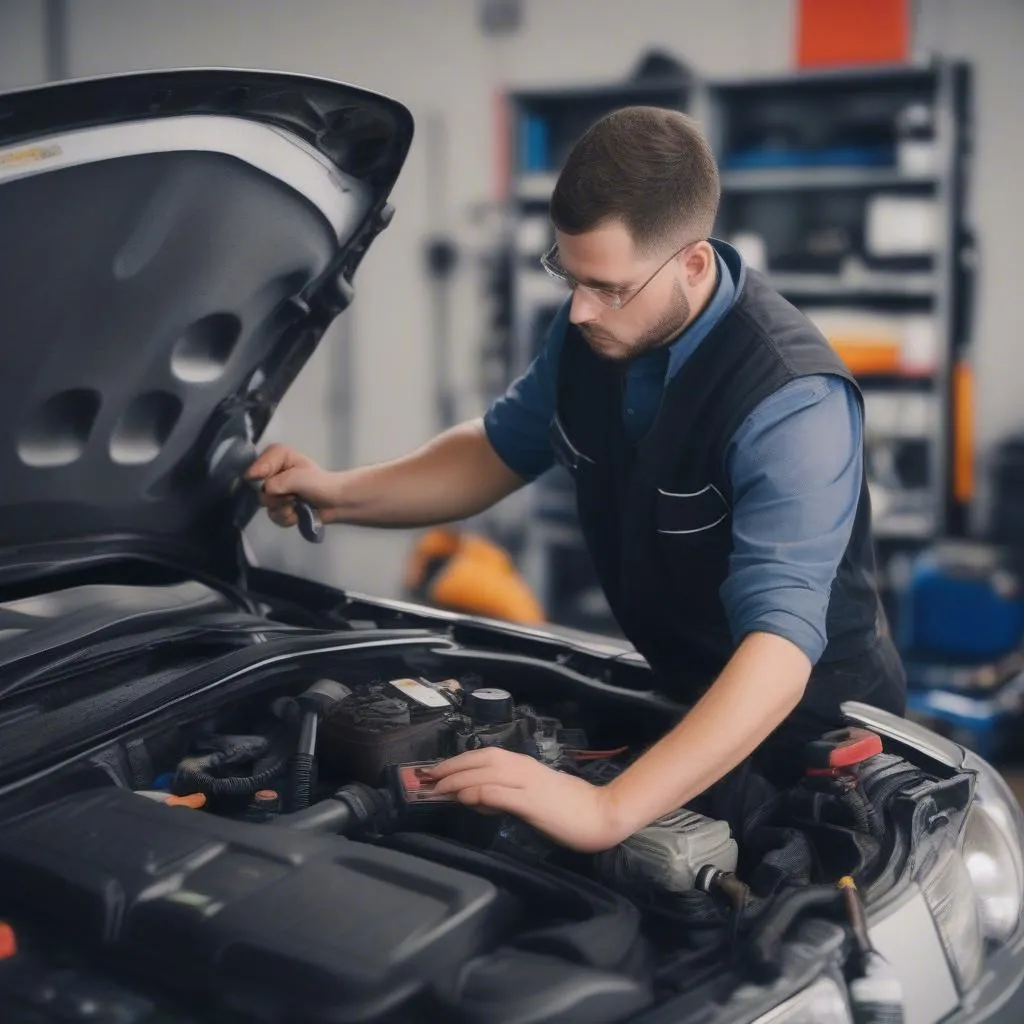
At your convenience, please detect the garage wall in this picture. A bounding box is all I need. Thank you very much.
[3,0,1019,595]
[0,0,47,88]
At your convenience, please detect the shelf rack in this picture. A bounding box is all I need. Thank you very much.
[701,58,974,542]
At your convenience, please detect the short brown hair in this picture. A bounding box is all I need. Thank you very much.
[550,106,720,254]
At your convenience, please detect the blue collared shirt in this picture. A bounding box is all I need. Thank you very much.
[483,240,863,665]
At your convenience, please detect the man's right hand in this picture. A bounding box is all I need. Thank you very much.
[246,420,525,532]
[246,443,338,530]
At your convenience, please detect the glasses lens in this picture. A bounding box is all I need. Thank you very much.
[541,245,565,281]
[584,285,621,310]
[540,245,621,309]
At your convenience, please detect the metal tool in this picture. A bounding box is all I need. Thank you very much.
[207,432,324,544]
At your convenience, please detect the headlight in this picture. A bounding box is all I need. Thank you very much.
[751,977,851,1024]
[919,837,987,990]
[961,749,1024,944]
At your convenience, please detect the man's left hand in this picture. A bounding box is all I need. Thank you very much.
[425,748,625,853]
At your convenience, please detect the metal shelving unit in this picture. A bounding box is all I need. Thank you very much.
[700,58,974,543]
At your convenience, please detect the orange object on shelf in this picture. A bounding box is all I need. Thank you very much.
[796,0,909,68]
[953,359,975,502]
[830,339,902,375]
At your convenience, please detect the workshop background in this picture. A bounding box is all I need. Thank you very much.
[3,0,1024,773]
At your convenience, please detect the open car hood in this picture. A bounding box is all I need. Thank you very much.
[0,68,412,573]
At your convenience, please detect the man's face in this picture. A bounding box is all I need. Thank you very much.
[553,220,713,363]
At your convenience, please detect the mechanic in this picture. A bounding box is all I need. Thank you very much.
[249,106,907,854]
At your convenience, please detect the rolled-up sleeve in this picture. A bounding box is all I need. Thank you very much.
[482,301,570,482]
[720,374,864,665]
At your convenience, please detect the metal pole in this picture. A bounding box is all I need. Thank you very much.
[43,0,69,82]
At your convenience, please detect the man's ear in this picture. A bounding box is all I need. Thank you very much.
[682,242,714,285]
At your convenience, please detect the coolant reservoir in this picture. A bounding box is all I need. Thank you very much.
[597,808,738,892]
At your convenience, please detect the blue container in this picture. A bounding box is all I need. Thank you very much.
[905,679,1024,762]
[898,543,1024,661]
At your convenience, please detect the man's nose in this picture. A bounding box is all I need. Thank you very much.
[568,288,600,325]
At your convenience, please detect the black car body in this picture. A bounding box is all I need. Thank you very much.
[0,69,1021,1024]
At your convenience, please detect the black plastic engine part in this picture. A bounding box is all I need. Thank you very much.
[245,788,281,823]
[320,684,452,784]
[466,686,514,725]
[0,789,653,1023]
[172,732,291,800]
[376,832,653,1022]
[287,679,354,811]
[449,712,534,755]
[274,782,393,836]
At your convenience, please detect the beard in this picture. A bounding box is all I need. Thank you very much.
[579,279,692,363]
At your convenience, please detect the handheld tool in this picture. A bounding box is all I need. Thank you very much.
[207,432,324,544]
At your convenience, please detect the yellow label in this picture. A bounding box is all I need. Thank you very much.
[0,143,63,168]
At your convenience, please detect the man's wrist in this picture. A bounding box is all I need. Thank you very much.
[324,469,358,517]
[597,777,643,845]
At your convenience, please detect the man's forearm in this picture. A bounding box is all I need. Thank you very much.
[602,632,812,841]
[324,419,525,528]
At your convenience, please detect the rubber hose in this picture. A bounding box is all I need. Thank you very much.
[275,797,356,835]
[175,748,291,798]
[289,752,315,812]
[274,784,391,835]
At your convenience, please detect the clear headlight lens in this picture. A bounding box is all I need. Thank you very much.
[752,976,851,1024]
[920,838,987,990]
[961,750,1024,944]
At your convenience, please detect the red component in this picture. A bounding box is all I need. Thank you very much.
[164,792,207,809]
[396,762,457,804]
[0,922,16,960]
[805,727,883,774]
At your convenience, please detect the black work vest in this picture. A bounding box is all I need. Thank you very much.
[550,269,888,729]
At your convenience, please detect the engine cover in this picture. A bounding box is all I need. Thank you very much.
[0,788,652,1024]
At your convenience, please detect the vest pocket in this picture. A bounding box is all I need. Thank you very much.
[548,413,594,477]
[656,484,730,537]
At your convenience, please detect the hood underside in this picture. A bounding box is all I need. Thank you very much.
[0,68,413,566]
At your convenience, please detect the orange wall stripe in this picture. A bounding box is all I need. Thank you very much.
[796,0,910,68]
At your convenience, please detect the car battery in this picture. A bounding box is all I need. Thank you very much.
[319,678,458,786]
[896,542,1024,661]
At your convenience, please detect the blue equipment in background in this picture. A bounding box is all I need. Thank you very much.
[896,542,1024,761]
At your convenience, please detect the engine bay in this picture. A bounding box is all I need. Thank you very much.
[0,581,972,1024]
